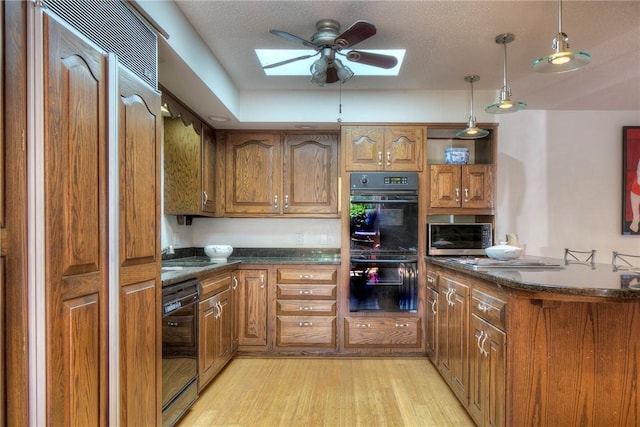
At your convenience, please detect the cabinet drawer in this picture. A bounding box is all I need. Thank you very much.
[277,283,337,299]
[345,317,421,348]
[276,316,336,347]
[200,271,231,298]
[277,300,336,316]
[471,288,506,330]
[277,268,337,284]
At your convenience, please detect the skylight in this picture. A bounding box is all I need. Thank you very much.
[256,49,405,76]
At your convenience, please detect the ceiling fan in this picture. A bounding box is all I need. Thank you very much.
[264,19,398,86]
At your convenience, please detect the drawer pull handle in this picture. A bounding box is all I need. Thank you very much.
[167,321,178,327]
[395,323,410,328]
[298,322,313,327]
[298,306,313,311]
[299,290,313,295]
[232,275,238,290]
[386,151,391,166]
[356,323,371,328]
[260,274,265,289]
[427,276,434,284]
[430,299,437,315]
[299,274,313,279]
[477,302,490,313]
[377,151,383,166]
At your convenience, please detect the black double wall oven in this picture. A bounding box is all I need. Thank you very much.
[349,172,419,313]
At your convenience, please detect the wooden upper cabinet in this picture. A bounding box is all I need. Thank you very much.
[430,164,493,210]
[225,133,282,215]
[162,94,217,217]
[283,134,338,215]
[343,125,425,171]
[222,131,339,217]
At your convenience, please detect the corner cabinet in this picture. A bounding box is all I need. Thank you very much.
[342,125,425,171]
[233,268,269,351]
[162,92,217,217]
[222,131,339,217]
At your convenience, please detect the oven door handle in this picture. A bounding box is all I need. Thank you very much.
[350,258,418,264]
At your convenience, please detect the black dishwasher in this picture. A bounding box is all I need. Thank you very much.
[161,278,199,427]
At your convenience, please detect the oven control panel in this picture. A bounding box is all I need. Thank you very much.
[351,172,418,191]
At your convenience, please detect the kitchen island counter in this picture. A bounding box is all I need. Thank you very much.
[428,256,640,301]
[426,256,640,426]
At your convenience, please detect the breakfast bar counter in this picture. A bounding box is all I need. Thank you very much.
[428,256,640,301]
[425,256,640,426]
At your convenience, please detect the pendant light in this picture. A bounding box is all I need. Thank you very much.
[485,33,526,114]
[456,75,489,139]
[532,0,591,73]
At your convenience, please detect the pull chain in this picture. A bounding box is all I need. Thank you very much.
[337,83,343,123]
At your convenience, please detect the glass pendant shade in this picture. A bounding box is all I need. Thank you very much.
[456,75,489,139]
[485,33,526,115]
[532,0,591,73]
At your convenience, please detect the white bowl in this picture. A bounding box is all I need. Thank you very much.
[444,147,470,165]
[485,244,522,260]
[204,245,233,262]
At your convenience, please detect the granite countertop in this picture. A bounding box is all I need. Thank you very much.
[161,248,341,286]
[427,256,640,300]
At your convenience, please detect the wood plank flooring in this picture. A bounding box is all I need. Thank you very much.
[177,357,474,427]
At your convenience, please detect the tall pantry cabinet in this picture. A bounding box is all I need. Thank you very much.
[3,2,162,425]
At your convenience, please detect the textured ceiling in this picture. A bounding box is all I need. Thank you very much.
[165,1,640,112]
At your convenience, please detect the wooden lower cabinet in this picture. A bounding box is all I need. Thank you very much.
[469,314,505,427]
[198,271,233,391]
[275,266,338,349]
[437,276,470,404]
[344,317,421,348]
[425,272,439,359]
[234,269,269,350]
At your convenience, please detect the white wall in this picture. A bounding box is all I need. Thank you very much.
[162,109,640,260]
[497,110,640,259]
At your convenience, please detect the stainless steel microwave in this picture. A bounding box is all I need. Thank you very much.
[427,223,493,256]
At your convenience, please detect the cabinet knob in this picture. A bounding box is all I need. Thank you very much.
[273,195,279,211]
[284,194,289,210]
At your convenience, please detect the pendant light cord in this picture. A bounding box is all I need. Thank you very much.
[558,0,563,33]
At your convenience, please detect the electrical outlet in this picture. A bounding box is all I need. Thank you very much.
[320,233,328,245]
[296,233,304,246]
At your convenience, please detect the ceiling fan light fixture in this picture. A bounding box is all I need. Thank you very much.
[310,57,328,85]
[486,33,526,115]
[456,75,489,139]
[333,58,354,83]
[532,0,591,73]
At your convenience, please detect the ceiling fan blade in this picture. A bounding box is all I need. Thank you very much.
[262,52,319,69]
[345,50,398,69]
[335,20,376,49]
[326,67,339,84]
[269,29,316,48]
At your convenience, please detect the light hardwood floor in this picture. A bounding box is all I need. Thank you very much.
[177,357,474,427]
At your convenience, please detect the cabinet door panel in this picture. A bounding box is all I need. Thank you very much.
[118,64,161,425]
[283,134,338,214]
[226,134,281,214]
[201,125,216,214]
[236,270,269,347]
[343,126,385,171]
[462,165,493,209]
[44,14,108,426]
[430,165,462,208]
[163,117,201,214]
[385,127,424,171]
